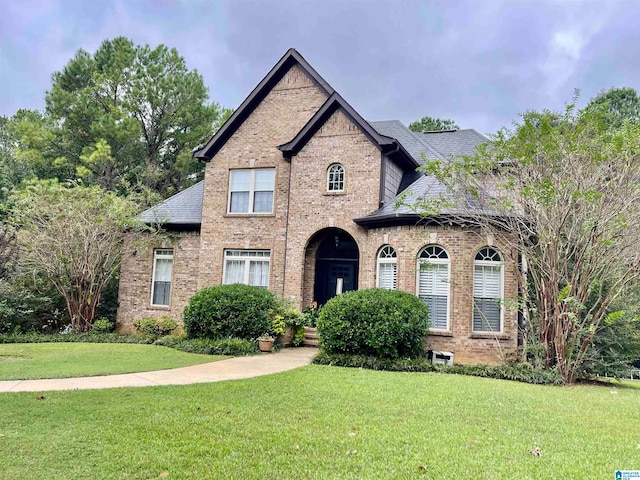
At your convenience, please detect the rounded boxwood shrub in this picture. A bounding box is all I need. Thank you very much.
[183,284,277,340]
[316,288,430,359]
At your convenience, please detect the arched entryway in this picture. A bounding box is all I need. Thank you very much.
[303,228,359,306]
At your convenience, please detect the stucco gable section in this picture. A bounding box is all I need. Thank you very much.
[193,48,334,161]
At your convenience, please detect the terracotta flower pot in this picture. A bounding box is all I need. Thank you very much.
[258,338,274,352]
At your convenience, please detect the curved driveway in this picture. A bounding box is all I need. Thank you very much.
[0,347,317,393]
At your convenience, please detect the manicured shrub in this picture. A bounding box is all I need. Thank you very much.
[133,316,178,337]
[183,284,277,340]
[316,288,430,359]
[92,318,115,333]
[0,332,155,344]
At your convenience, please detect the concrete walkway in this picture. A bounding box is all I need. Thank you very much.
[0,347,317,393]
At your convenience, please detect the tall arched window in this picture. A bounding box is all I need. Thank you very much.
[376,245,397,290]
[327,163,344,192]
[473,247,503,333]
[417,245,450,330]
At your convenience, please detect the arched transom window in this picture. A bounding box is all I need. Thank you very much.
[327,163,344,192]
[417,245,450,330]
[473,247,503,333]
[376,245,397,290]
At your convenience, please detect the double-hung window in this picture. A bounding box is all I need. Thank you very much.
[151,249,173,306]
[417,245,450,330]
[376,245,397,290]
[228,168,275,214]
[223,250,270,288]
[473,247,503,333]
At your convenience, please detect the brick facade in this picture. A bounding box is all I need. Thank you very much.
[116,54,519,364]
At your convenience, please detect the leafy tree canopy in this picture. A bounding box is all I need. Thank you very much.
[413,101,640,382]
[587,86,640,129]
[8,179,144,332]
[18,37,231,199]
[408,116,459,132]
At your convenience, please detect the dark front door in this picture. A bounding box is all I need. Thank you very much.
[315,260,357,305]
[313,231,359,305]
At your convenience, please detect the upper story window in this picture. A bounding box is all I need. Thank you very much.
[223,249,270,288]
[326,163,344,192]
[376,245,397,290]
[228,168,275,214]
[473,247,503,333]
[417,245,450,330]
[151,249,173,306]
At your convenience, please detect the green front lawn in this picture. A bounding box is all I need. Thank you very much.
[0,343,224,380]
[1,365,638,479]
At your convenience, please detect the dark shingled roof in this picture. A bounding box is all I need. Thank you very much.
[354,124,490,226]
[138,181,203,226]
[418,129,488,161]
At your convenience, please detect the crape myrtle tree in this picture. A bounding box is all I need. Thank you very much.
[8,179,144,333]
[414,102,640,383]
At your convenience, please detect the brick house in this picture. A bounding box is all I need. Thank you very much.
[116,49,519,364]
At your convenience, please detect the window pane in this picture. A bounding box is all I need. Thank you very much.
[152,281,171,305]
[230,170,251,191]
[473,298,501,332]
[249,260,269,287]
[474,265,501,298]
[254,169,275,191]
[253,191,273,213]
[423,296,448,329]
[154,258,173,282]
[230,192,249,213]
[378,262,397,290]
[418,263,448,296]
[224,260,245,284]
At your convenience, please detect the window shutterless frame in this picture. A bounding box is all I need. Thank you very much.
[376,245,397,290]
[416,245,450,331]
[326,163,345,192]
[472,247,504,334]
[150,248,173,306]
[222,249,271,288]
[227,168,275,214]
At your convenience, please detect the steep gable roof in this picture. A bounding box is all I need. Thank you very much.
[277,93,419,170]
[193,48,335,161]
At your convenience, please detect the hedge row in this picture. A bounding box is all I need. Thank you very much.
[313,352,565,385]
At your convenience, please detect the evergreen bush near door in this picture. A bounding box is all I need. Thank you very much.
[183,284,277,340]
[317,288,430,358]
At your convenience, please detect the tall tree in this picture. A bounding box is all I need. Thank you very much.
[43,37,228,197]
[9,180,142,332]
[587,87,640,129]
[409,116,459,132]
[414,102,640,383]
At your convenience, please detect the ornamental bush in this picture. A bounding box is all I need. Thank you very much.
[183,284,277,340]
[316,288,430,359]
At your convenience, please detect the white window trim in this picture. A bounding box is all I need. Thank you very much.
[150,248,173,307]
[227,168,275,214]
[222,249,271,288]
[416,246,450,331]
[326,163,345,192]
[376,245,397,290]
[472,251,505,334]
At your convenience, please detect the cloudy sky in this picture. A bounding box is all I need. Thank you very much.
[1,0,639,134]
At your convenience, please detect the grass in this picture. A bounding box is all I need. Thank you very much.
[0,343,224,380]
[1,365,638,479]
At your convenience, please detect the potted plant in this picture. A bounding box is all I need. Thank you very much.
[258,334,275,352]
